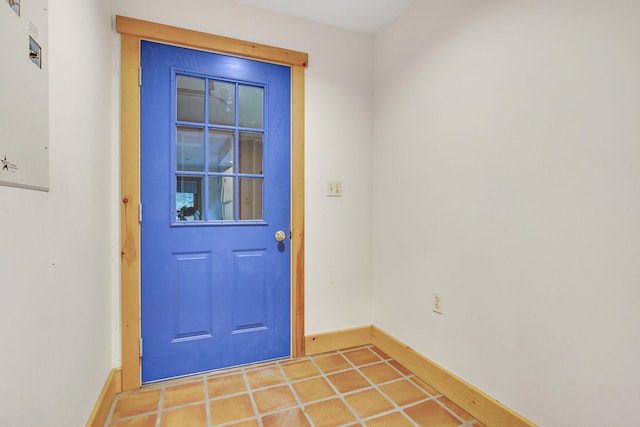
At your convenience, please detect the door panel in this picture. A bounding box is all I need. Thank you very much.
[141,41,291,382]
[173,251,212,340]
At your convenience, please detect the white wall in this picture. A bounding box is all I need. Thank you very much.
[0,1,373,424]
[14,1,635,425]
[373,1,640,426]
[112,0,374,336]
[0,0,114,425]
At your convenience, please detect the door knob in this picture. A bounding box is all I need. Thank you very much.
[275,230,286,242]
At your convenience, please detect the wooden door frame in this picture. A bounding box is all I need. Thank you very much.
[117,16,308,391]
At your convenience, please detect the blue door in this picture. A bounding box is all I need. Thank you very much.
[140,41,291,382]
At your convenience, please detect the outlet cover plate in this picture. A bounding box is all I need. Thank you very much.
[433,292,443,314]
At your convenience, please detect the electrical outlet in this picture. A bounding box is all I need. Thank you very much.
[433,292,443,314]
[327,181,342,197]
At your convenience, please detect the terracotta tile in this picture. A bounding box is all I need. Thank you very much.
[210,393,255,425]
[281,359,321,381]
[208,367,242,378]
[314,350,340,356]
[410,377,440,396]
[359,362,403,385]
[438,396,474,422]
[342,348,381,366]
[160,404,207,427]
[388,360,412,376]
[112,389,161,420]
[245,360,276,372]
[404,400,461,427]
[472,421,487,427]
[246,365,286,390]
[327,370,371,394]
[305,398,356,427]
[228,420,260,427]
[208,373,247,398]
[340,346,365,352]
[292,377,336,404]
[312,353,352,374]
[253,385,297,413]
[162,375,204,388]
[370,346,391,360]
[366,411,415,427]
[262,407,311,427]
[344,388,394,419]
[109,414,157,427]
[379,379,429,406]
[163,381,205,408]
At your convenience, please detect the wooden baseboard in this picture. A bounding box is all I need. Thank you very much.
[86,368,122,427]
[371,326,536,427]
[305,325,373,355]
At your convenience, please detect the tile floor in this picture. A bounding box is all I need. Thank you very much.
[105,346,485,427]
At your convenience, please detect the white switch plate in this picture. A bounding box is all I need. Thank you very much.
[327,181,342,197]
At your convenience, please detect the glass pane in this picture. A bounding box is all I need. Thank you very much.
[239,132,263,174]
[176,126,205,171]
[176,176,203,221]
[208,80,235,126]
[177,76,205,123]
[239,85,264,129]
[239,178,263,220]
[208,177,234,221]
[209,130,234,173]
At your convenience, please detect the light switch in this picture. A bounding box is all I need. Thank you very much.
[326,181,342,197]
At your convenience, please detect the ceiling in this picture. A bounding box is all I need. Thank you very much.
[234,0,413,35]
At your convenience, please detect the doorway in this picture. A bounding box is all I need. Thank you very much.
[117,16,308,390]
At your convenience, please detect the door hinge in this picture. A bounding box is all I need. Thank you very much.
[140,338,143,358]
[138,202,142,223]
[138,66,142,86]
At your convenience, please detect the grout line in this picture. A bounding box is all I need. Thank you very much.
[275,360,316,426]
[130,400,207,413]
[356,347,454,426]
[208,389,250,401]
[339,347,422,427]
[408,374,442,398]
[103,388,168,426]
[155,383,165,427]
[394,363,475,426]
[241,365,264,427]
[307,350,365,425]
[432,395,473,425]
[405,374,477,426]
[203,375,212,427]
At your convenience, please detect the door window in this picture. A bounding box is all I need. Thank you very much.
[174,74,265,223]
